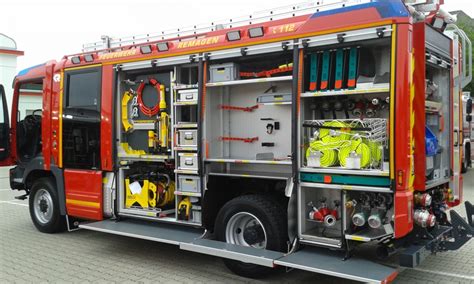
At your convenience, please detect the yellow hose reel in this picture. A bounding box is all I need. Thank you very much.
[156,181,175,208]
[125,178,175,209]
[306,140,339,167]
[338,139,371,168]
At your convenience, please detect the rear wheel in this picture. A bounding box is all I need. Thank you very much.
[29,178,66,233]
[215,195,288,279]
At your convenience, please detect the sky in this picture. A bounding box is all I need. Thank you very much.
[2,0,473,71]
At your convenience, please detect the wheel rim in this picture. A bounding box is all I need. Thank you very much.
[225,212,267,249]
[33,189,53,224]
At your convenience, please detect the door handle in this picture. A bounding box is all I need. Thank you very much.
[454,130,459,147]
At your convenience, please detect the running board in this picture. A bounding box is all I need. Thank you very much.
[79,219,203,246]
[80,219,398,283]
[275,247,399,283]
[180,239,285,267]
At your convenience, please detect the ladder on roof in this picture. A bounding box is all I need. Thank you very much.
[82,0,373,53]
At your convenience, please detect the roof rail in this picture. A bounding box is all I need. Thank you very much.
[82,0,371,53]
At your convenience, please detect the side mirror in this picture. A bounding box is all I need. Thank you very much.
[467,98,472,114]
[467,114,472,122]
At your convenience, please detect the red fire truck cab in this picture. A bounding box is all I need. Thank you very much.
[2,0,473,282]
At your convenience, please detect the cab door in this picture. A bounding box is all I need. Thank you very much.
[0,84,12,166]
[61,66,103,220]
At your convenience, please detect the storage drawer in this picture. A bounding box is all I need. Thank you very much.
[177,89,198,103]
[178,175,201,193]
[209,63,239,82]
[257,93,292,104]
[178,153,198,170]
[178,129,198,147]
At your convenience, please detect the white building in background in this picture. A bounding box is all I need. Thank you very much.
[0,33,24,117]
[0,34,24,187]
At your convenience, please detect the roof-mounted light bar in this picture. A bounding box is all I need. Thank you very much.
[249,27,264,38]
[140,45,153,54]
[226,30,241,42]
[71,56,81,64]
[84,54,94,62]
[157,42,169,52]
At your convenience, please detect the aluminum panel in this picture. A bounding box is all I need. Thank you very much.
[275,247,398,283]
[180,238,284,267]
[79,219,203,245]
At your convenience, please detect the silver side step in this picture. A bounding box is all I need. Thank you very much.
[180,239,285,267]
[79,219,203,246]
[80,219,398,283]
[275,247,399,283]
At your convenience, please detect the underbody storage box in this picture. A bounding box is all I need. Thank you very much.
[178,175,201,193]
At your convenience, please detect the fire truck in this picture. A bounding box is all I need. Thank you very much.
[1,0,473,282]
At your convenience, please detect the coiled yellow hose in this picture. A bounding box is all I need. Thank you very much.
[156,181,175,207]
[306,140,339,167]
[338,139,371,168]
[319,121,350,144]
[368,141,382,164]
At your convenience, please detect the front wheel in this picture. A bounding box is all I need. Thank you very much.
[29,178,66,233]
[215,195,288,278]
[462,158,468,173]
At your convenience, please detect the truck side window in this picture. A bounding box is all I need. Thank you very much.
[16,82,43,162]
[62,67,102,170]
[65,70,101,110]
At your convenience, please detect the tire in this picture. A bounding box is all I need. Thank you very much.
[215,195,288,279]
[462,158,468,173]
[462,147,470,173]
[29,177,66,233]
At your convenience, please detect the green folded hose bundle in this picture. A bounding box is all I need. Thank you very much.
[338,139,371,168]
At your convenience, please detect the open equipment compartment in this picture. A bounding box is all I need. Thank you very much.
[300,37,392,175]
[297,34,395,248]
[113,61,203,225]
[115,65,177,220]
[299,183,343,247]
[425,60,451,186]
[204,52,293,164]
[173,63,202,225]
[117,68,173,161]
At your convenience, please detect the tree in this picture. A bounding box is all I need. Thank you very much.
[451,11,473,93]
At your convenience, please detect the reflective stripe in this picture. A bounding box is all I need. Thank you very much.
[66,199,100,209]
